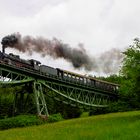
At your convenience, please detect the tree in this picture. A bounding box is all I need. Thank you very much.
[120,38,140,107]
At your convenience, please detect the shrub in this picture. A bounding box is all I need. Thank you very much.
[61,105,82,119]
[0,115,44,130]
[108,101,135,113]
[89,100,136,116]
[89,107,109,116]
[47,113,64,123]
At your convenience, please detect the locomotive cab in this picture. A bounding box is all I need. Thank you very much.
[29,59,41,70]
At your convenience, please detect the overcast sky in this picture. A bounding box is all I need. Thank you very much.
[0,0,140,76]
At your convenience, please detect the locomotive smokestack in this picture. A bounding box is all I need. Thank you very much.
[2,45,5,53]
[1,34,18,54]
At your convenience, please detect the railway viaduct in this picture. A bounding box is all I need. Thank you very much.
[0,61,118,117]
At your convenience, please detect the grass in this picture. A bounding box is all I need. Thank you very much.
[0,111,140,140]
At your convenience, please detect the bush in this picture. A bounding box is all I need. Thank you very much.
[89,107,109,116]
[47,113,64,123]
[108,101,136,113]
[0,113,64,130]
[89,100,135,116]
[61,105,82,119]
[45,95,83,119]
[0,115,44,130]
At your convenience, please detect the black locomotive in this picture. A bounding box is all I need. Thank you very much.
[0,48,119,94]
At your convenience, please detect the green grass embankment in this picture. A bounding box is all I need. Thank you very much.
[0,111,140,140]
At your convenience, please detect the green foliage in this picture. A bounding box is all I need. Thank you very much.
[89,100,137,116]
[47,113,64,123]
[60,105,82,119]
[108,101,135,112]
[121,38,140,78]
[89,107,109,116]
[0,85,37,118]
[0,113,64,130]
[120,38,140,108]
[45,95,82,119]
[98,74,122,84]
[0,115,43,130]
[0,88,15,118]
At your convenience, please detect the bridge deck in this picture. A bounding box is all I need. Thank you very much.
[0,62,117,98]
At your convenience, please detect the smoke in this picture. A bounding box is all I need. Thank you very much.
[1,33,123,74]
[98,48,123,74]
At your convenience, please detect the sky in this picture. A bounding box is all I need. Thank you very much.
[0,0,140,76]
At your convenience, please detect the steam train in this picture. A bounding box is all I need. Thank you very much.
[0,49,119,94]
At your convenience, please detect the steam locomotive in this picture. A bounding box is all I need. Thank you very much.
[0,48,119,94]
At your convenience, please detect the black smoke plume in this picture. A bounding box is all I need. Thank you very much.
[1,33,93,70]
[1,33,123,74]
